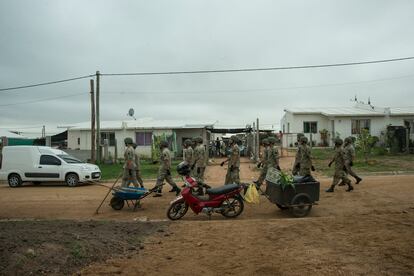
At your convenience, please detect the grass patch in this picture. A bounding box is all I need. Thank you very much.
[99,160,181,180]
[311,148,414,176]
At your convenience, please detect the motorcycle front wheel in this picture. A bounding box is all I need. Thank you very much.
[221,196,244,218]
[167,201,189,220]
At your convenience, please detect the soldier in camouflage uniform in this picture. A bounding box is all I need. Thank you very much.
[221,136,241,184]
[267,137,280,171]
[193,137,206,183]
[292,133,305,175]
[121,137,139,188]
[153,141,181,197]
[298,136,314,176]
[254,138,270,187]
[132,143,144,188]
[183,139,194,176]
[326,138,353,192]
[343,136,362,184]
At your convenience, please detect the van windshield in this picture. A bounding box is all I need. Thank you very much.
[57,154,82,164]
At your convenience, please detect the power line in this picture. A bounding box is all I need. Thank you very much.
[0,75,94,93]
[0,92,86,107]
[1,55,413,93]
[102,73,414,95]
[102,56,414,76]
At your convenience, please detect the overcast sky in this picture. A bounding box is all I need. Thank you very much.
[1,0,414,136]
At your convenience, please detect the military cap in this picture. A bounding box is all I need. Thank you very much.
[124,137,133,145]
[267,137,277,144]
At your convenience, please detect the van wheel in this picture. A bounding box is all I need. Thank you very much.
[8,174,22,188]
[66,173,79,187]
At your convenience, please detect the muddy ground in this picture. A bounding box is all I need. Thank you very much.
[0,157,413,275]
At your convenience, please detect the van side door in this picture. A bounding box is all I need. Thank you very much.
[25,155,62,181]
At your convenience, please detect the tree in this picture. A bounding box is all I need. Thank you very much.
[356,129,377,163]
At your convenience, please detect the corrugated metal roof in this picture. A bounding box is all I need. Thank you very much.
[389,107,414,115]
[0,129,27,138]
[68,118,216,130]
[285,107,385,116]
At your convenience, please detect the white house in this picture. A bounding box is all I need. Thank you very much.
[67,118,215,159]
[280,102,414,148]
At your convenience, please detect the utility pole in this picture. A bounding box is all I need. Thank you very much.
[90,79,96,163]
[42,125,45,138]
[252,122,256,161]
[96,71,101,163]
[256,118,260,162]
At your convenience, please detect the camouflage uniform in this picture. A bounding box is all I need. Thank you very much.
[292,134,304,175]
[155,146,180,195]
[225,142,240,184]
[299,137,312,176]
[194,140,206,182]
[344,137,362,184]
[133,146,144,188]
[121,139,139,187]
[326,138,353,192]
[267,141,280,170]
[183,141,194,176]
[256,139,270,185]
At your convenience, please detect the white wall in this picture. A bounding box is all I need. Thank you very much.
[281,112,330,147]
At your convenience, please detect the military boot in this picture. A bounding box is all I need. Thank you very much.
[325,185,335,193]
[346,185,354,192]
[355,177,362,184]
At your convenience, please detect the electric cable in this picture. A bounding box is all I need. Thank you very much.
[0,75,94,92]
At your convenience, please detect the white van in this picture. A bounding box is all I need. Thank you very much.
[0,146,101,187]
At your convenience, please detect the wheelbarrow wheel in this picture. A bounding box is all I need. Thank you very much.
[289,193,312,217]
[110,196,124,210]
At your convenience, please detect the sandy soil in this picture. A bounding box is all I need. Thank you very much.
[0,157,413,275]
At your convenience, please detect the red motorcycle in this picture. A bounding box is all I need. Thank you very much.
[167,162,245,220]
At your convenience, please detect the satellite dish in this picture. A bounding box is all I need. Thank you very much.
[127,108,136,120]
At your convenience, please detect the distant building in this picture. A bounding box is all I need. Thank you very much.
[67,118,215,159]
[280,102,414,147]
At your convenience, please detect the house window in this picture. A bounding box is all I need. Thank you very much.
[303,122,317,133]
[100,132,116,146]
[352,119,371,134]
[136,132,152,146]
[77,138,80,145]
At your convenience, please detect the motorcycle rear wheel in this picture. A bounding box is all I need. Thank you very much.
[167,201,189,220]
[221,196,244,218]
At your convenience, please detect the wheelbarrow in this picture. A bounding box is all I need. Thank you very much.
[110,186,157,211]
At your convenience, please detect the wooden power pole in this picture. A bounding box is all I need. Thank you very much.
[90,79,96,163]
[96,71,101,163]
[256,118,260,162]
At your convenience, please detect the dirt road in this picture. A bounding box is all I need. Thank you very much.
[1,157,413,275]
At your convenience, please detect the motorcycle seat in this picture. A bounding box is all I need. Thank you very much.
[206,183,239,195]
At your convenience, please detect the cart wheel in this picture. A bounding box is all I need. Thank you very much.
[110,197,124,210]
[275,203,289,210]
[167,201,188,220]
[289,193,312,218]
